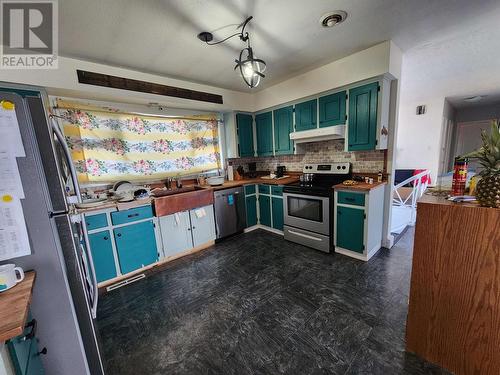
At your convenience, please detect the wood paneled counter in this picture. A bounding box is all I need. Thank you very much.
[406,195,500,375]
[0,272,35,342]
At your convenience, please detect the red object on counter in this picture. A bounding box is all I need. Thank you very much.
[451,158,468,196]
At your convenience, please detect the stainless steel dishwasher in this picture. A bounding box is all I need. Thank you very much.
[214,186,247,239]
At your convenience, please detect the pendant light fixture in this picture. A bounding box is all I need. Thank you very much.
[197,16,266,88]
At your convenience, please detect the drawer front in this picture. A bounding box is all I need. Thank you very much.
[85,213,108,230]
[337,191,365,207]
[111,205,153,225]
[271,185,283,196]
[244,184,256,195]
[258,184,270,195]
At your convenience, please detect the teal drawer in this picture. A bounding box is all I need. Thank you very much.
[244,184,256,195]
[271,185,283,196]
[258,184,270,195]
[111,205,153,225]
[7,319,34,375]
[85,213,108,231]
[337,191,365,206]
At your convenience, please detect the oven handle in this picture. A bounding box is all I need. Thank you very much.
[287,229,323,242]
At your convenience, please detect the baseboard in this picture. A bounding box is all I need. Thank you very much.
[335,244,381,261]
[98,240,215,290]
[245,224,284,235]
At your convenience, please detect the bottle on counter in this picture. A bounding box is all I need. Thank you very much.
[451,157,468,196]
[377,171,383,183]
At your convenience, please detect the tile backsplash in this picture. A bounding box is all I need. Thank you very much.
[227,139,385,173]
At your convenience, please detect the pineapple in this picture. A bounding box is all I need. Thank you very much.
[463,121,500,208]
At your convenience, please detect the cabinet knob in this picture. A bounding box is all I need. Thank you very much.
[192,226,196,230]
[187,228,191,231]
[38,347,48,356]
[117,233,122,237]
[103,236,108,240]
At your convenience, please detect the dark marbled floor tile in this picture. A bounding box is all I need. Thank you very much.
[255,332,349,375]
[97,227,447,375]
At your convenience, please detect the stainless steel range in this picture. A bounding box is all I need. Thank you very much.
[283,163,351,253]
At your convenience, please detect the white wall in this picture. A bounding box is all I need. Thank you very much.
[395,7,500,184]
[253,41,401,111]
[0,56,255,112]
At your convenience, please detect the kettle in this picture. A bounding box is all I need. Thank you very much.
[276,166,286,178]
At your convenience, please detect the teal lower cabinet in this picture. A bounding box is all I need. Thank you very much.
[258,194,272,227]
[245,195,258,227]
[88,231,117,283]
[334,185,386,261]
[336,206,365,253]
[7,314,45,375]
[271,197,284,230]
[159,205,216,257]
[114,220,158,274]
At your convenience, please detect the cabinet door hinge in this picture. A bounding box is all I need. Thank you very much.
[345,114,347,121]
[375,139,378,146]
[237,144,241,156]
[292,107,295,113]
[377,85,381,92]
[362,245,365,250]
[346,94,348,100]
[364,213,366,219]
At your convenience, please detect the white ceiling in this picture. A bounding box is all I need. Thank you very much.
[59,0,500,92]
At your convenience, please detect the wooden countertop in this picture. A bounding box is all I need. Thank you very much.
[75,177,300,214]
[417,194,482,207]
[0,271,35,342]
[333,181,387,191]
[200,176,300,191]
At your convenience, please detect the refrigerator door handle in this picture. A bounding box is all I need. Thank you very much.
[51,118,82,204]
[81,219,99,319]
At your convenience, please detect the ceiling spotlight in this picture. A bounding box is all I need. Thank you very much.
[319,11,347,28]
[197,16,266,89]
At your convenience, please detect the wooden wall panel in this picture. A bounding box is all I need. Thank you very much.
[406,196,500,375]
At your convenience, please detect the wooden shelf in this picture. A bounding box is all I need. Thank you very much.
[0,271,36,342]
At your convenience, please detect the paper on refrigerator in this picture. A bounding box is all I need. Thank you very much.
[0,151,25,198]
[0,100,25,157]
[0,194,31,261]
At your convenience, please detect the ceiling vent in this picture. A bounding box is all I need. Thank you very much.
[319,11,348,28]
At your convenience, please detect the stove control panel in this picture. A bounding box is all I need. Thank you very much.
[302,163,350,174]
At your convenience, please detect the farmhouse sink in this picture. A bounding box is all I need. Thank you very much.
[154,187,214,217]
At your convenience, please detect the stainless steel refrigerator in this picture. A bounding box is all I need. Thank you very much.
[0,83,104,375]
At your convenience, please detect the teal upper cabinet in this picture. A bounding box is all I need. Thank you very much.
[348,82,378,151]
[236,113,254,157]
[319,91,346,127]
[88,231,117,283]
[295,99,317,131]
[114,221,158,274]
[255,111,273,156]
[336,206,365,253]
[273,106,293,155]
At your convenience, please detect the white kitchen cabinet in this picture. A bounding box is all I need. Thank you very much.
[159,211,193,256]
[190,205,216,247]
[159,205,216,257]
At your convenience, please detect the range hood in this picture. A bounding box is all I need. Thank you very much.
[289,125,346,143]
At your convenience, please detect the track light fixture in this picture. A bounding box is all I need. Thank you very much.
[197,16,266,88]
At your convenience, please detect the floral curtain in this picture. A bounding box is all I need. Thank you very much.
[55,100,220,183]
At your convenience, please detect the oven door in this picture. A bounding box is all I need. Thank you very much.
[283,192,330,235]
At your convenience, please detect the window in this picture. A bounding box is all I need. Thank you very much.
[55,100,221,183]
